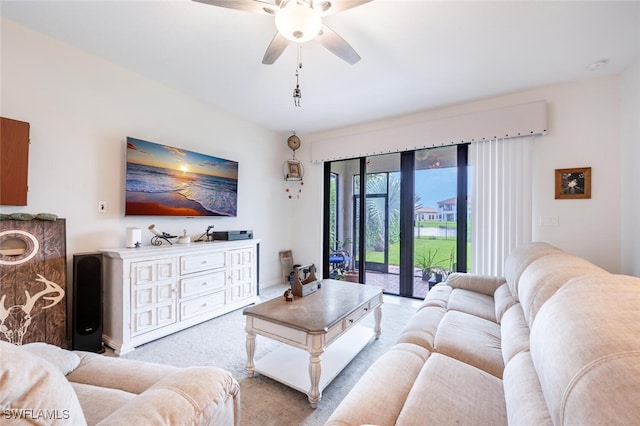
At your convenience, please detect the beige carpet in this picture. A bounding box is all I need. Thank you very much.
[114,285,417,426]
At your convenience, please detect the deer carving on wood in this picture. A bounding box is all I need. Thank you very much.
[0,274,64,345]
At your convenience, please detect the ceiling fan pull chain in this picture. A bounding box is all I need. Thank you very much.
[293,43,303,107]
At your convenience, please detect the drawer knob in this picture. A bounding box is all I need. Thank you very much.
[349,319,354,324]
[364,307,368,311]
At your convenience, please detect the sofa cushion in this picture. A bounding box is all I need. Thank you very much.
[447,288,496,322]
[500,303,530,364]
[0,340,87,425]
[395,353,507,426]
[326,343,430,426]
[518,253,608,327]
[417,283,451,310]
[503,242,562,299]
[434,310,504,378]
[96,366,240,426]
[71,382,136,425]
[503,351,552,425]
[447,272,506,297]
[494,283,518,323]
[531,274,640,425]
[396,306,446,351]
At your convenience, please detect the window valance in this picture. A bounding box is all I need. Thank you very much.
[309,100,547,163]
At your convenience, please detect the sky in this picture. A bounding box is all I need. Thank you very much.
[126,137,238,180]
[415,167,457,209]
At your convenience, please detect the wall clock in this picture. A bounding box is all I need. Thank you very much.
[287,134,301,151]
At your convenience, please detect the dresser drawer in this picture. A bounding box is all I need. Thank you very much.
[131,258,176,286]
[345,302,371,329]
[180,251,226,274]
[180,270,226,299]
[180,290,227,321]
[324,302,372,345]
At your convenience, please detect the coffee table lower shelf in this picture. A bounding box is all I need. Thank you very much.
[254,324,375,397]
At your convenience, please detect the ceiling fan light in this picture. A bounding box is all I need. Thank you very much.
[275,1,322,43]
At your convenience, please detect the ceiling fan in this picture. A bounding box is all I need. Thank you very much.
[193,0,372,65]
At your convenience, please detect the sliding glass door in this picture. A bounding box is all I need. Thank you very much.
[323,145,469,299]
[413,146,461,298]
[357,154,401,292]
[326,159,359,281]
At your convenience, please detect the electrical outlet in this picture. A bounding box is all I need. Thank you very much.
[539,216,559,227]
[98,201,108,213]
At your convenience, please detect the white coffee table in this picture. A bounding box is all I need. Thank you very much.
[243,280,383,408]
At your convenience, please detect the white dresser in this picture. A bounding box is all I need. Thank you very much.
[100,239,259,355]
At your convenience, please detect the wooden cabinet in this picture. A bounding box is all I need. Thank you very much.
[130,258,177,335]
[229,247,257,302]
[0,117,30,206]
[0,219,67,347]
[100,240,259,355]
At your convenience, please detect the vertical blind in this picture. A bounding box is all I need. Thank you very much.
[469,136,534,276]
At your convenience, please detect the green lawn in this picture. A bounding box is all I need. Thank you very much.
[365,236,471,271]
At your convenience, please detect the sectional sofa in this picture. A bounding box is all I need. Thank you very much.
[1,340,239,425]
[327,242,640,425]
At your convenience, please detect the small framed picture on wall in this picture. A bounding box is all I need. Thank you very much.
[284,159,303,181]
[555,167,591,199]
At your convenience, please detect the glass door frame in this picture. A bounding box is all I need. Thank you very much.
[322,145,469,298]
[352,192,390,273]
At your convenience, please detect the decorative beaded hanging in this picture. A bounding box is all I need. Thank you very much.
[293,44,302,107]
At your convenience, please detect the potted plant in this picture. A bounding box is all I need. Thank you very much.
[342,270,360,283]
[417,248,445,282]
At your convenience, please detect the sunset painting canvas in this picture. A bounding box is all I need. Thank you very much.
[125,137,238,216]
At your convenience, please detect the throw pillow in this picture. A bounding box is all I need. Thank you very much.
[21,342,80,376]
[0,341,87,425]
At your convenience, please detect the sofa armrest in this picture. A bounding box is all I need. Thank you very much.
[96,366,240,426]
[447,272,507,297]
[68,351,179,394]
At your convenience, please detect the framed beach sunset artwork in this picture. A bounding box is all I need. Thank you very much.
[125,137,238,216]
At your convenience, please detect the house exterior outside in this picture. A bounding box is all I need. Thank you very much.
[416,198,472,223]
[415,207,439,222]
[437,197,458,222]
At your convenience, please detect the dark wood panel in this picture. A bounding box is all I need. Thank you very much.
[0,219,67,347]
[0,117,30,206]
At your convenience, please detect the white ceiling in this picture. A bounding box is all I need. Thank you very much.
[2,0,639,134]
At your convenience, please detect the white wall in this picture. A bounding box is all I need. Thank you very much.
[298,74,629,274]
[531,76,622,273]
[0,19,291,288]
[621,59,640,276]
[2,17,636,285]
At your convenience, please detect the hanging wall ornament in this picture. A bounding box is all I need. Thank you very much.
[293,44,303,107]
[283,159,304,199]
[283,132,304,198]
[284,179,304,199]
[287,133,301,152]
[283,159,304,181]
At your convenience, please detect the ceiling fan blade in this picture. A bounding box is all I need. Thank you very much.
[262,32,290,64]
[192,0,278,15]
[314,0,373,16]
[315,24,361,64]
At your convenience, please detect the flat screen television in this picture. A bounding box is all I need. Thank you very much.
[125,137,238,217]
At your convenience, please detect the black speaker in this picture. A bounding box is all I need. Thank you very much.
[72,252,104,352]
